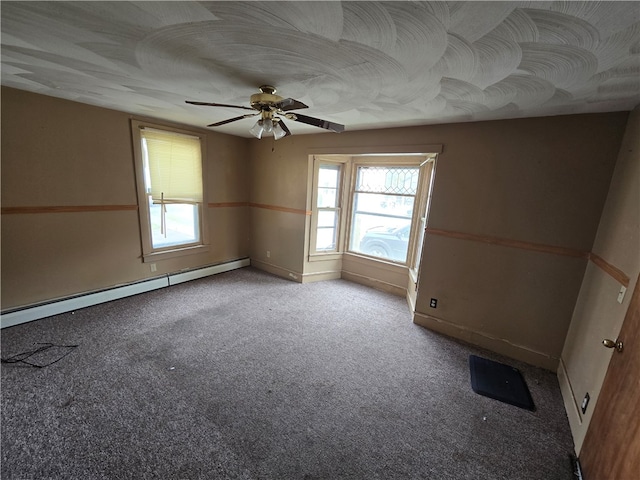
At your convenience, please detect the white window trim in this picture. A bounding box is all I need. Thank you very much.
[410,159,436,277]
[309,156,351,260]
[131,119,209,263]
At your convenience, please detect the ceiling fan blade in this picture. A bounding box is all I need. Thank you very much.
[186,100,254,111]
[277,118,292,137]
[275,98,308,111]
[207,113,257,127]
[290,113,345,133]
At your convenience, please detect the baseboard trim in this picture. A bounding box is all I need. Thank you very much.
[558,357,583,423]
[301,270,342,283]
[1,258,250,329]
[250,259,303,282]
[558,357,583,454]
[340,271,406,297]
[1,277,169,329]
[168,258,250,285]
[413,311,559,371]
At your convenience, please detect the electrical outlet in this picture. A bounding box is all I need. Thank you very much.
[150,263,157,272]
[430,298,438,308]
[266,250,270,258]
[617,286,627,304]
[581,392,590,414]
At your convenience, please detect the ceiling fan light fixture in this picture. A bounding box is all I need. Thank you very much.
[249,119,265,139]
[250,117,286,140]
[272,121,287,140]
[262,118,274,134]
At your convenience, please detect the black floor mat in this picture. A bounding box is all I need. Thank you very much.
[469,355,535,411]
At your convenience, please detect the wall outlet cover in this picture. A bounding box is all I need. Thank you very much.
[617,286,627,304]
[430,298,438,308]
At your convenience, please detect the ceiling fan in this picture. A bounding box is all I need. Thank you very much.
[186,85,345,140]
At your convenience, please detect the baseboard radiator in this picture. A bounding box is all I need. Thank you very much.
[0,258,250,329]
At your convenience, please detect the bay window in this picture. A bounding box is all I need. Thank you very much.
[310,154,435,267]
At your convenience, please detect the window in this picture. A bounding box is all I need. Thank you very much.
[349,166,419,263]
[309,153,437,266]
[131,121,208,261]
[313,163,343,252]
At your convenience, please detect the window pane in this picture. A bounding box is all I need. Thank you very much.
[351,192,415,217]
[140,127,204,252]
[317,188,338,208]
[350,190,414,263]
[351,214,411,262]
[317,165,340,208]
[318,210,337,228]
[355,166,419,195]
[318,164,339,188]
[149,198,200,248]
[313,163,342,253]
[316,210,337,250]
[316,228,336,251]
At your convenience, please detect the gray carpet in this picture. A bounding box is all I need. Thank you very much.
[1,267,575,479]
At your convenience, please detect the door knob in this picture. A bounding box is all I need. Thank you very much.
[602,338,623,353]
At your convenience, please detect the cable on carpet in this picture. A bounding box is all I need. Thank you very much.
[1,342,78,368]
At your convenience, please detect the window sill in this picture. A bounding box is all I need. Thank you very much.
[308,252,343,262]
[343,252,409,272]
[143,244,209,263]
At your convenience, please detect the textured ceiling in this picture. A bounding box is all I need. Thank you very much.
[2,1,640,137]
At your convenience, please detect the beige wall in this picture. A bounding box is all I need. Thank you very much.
[247,136,310,279]
[1,87,250,309]
[249,113,628,370]
[413,113,628,369]
[2,87,632,380]
[558,107,640,454]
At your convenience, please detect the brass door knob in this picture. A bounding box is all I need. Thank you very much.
[602,338,624,353]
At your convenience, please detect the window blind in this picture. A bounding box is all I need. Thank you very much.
[141,128,203,204]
